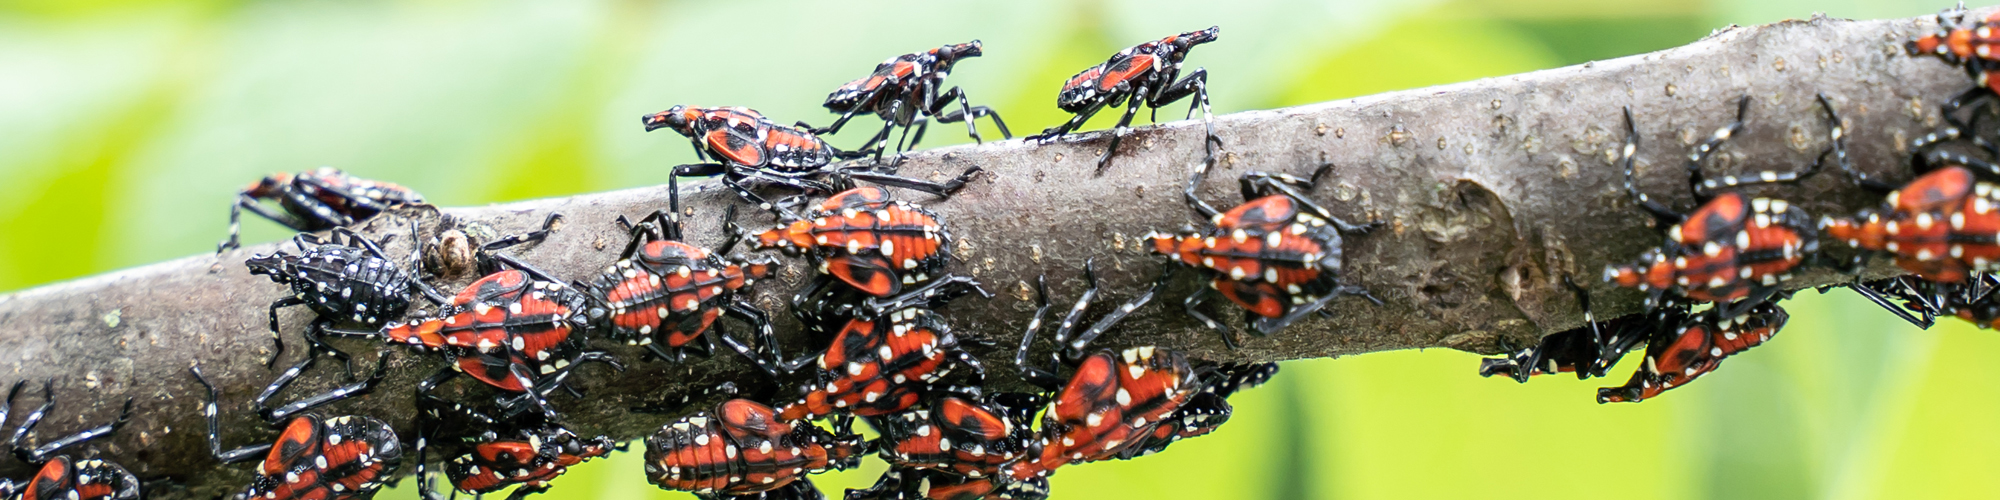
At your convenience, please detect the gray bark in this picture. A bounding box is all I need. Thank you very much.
[0,11,1973,498]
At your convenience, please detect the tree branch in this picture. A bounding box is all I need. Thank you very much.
[0,11,1972,498]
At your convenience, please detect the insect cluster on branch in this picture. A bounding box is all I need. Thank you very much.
[13,8,1996,500]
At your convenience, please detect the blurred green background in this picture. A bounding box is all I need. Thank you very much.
[2,0,1996,498]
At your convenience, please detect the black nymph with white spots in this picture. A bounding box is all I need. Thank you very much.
[245,222,450,376]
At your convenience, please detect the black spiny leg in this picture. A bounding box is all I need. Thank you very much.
[1846,278,1935,329]
[894,114,928,161]
[1619,107,1686,227]
[0,381,20,433]
[1683,96,1754,202]
[717,206,748,255]
[1929,149,2000,180]
[1562,276,1608,376]
[264,296,306,369]
[1029,98,1110,144]
[1013,274,1066,391]
[861,274,991,318]
[1691,98,1824,196]
[256,327,332,412]
[9,381,133,464]
[476,213,563,267]
[725,299,783,374]
[1062,266,1171,354]
[1025,259,1108,377]
[300,319,359,382]
[1184,285,1237,349]
[1151,67,1218,167]
[844,166,984,198]
[1186,158,1222,220]
[930,85,1013,141]
[258,352,391,424]
[191,366,276,464]
[1813,94,1898,192]
[221,193,318,253]
[1095,84,1149,174]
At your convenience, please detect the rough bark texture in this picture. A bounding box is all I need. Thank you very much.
[0,11,1974,498]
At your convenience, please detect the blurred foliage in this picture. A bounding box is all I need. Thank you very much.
[1,0,1995,499]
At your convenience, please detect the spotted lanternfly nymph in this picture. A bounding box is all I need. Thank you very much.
[1602,96,1829,319]
[192,361,402,500]
[1597,302,1788,403]
[747,185,982,350]
[775,277,992,421]
[1008,265,1198,486]
[644,105,978,203]
[811,40,1011,162]
[1118,360,1278,459]
[246,220,449,374]
[1028,26,1222,173]
[1909,5,2000,95]
[220,167,426,253]
[581,186,782,372]
[867,393,1043,478]
[1150,163,1381,349]
[348,215,621,420]
[412,392,619,500]
[642,399,864,498]
[0,381,139,500]
[1822,157,2000,284]
[747,186,962,298]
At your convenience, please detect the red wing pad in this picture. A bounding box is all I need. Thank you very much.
[706,127,766,167]
[1215,278,1287,319]
[264,416,324,476]
[823,187,894,212]
[1217,196,1300,231]
[827,255,901,296]
[23,457,75,500]
[1060,65,1106,93]
[1096,54,1159,91]
[1677,192,1751,245]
